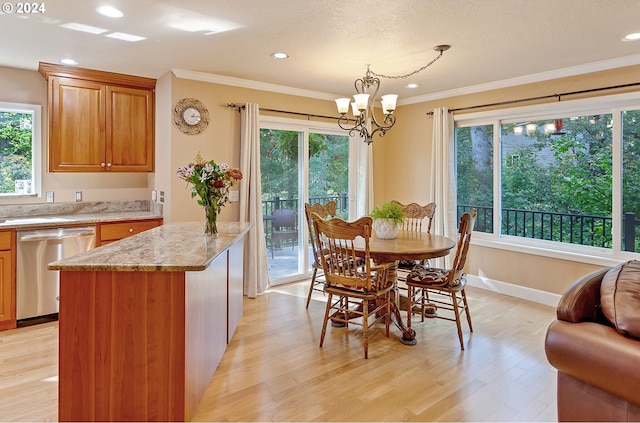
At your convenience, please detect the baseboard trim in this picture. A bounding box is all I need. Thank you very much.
[466,274,561,308]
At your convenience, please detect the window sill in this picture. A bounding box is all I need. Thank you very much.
[471,235,631,268]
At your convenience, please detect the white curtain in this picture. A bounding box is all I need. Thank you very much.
[240,103,270,297]
[351,138,374,220]
[430,107,456,266]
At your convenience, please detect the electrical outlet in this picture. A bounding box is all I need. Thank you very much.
[151,190,157,202]
[75,191,82,202]
[159,191,165,203]
[229,190,239,202]
[46,191,54,203]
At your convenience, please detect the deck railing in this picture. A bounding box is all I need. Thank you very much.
[457,204,640,252]
[262,193,349,217]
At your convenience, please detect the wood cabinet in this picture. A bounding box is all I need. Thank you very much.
[39,62,155,173]
[0,231,16,331]
[97,218,162,245]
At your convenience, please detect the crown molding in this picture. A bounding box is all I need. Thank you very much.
[171,68,336,101]
[173,53,640,107]
[400,53,640,106]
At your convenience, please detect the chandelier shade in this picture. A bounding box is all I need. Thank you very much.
[335,45,450,144]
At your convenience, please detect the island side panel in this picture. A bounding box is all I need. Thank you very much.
[227,237,244,342]
[58,270,187,422]
[184,253,228,421]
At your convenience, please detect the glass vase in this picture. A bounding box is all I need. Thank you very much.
[204,205,218,237]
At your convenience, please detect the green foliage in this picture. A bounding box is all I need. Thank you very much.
[0,111,33,193]
[370,202,406,224]
[259,129,349,202]
[455,126,494,209]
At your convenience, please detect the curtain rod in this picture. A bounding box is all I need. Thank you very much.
[426,81,640,115]
[226,103,340,121]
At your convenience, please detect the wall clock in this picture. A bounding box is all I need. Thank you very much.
[173,98,210,135]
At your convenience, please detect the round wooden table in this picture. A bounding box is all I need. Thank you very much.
[353,230,456,345]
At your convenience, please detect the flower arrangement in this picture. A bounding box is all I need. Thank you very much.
[176,153,243,236]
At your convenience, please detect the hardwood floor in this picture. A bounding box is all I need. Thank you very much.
[0,282,558,422]
[191,282,557,422]
[0,321,58,422]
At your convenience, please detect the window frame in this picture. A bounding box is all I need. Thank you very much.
[454,91,640,267]
[258,115,359,285]
[0,101,42,199]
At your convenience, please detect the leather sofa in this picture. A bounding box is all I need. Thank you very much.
[545,266,640,421]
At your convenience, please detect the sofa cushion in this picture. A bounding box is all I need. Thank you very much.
[600,260,640,339]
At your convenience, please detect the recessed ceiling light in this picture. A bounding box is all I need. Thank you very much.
[105,32,146,42]
[624,32,640,41]
[59,22,108,34]
[59,58,78,66]
[271,52,289,59]
[96,6,124,18]
[406,83,419,89]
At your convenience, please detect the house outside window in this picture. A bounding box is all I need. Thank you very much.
[455,92,640,264]
[0,102,41,197]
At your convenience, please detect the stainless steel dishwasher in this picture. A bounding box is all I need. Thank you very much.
[16,226,96,323]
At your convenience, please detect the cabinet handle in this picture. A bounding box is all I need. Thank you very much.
[101,162,106,167]
[129,228,134,233]
[107,163,112,168]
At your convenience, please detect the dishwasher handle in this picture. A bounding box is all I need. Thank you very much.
[18,227,96,242]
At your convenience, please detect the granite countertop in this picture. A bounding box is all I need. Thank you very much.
[0,200,162,229]
[48,221,252,272]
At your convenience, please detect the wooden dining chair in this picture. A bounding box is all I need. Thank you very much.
[391,200,437,285]
[313,213,395,359]
[405,208,476,350]
[303,201,337,308]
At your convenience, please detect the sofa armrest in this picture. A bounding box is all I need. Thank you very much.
[545,319,640,407]
[556,267,609,322]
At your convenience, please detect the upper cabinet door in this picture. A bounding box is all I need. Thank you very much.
[40,62,156,173]
[49,77,107,172]
[107,86,154,172]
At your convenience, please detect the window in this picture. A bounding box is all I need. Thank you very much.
[455,92,640,262]
[0,102,41,197]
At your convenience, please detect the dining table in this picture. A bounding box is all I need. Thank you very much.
[352,229,456,345]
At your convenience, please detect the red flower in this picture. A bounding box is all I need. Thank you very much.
[214,180,224,188]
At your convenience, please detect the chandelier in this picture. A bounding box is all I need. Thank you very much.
[335,45,450,144]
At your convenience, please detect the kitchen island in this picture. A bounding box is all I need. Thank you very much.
[48,221,251,422]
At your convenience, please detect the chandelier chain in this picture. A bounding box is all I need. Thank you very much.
[367,49,445,80]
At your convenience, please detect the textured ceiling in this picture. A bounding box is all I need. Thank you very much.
[2,0,640,102]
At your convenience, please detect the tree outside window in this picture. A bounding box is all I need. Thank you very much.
[0,108,36,195]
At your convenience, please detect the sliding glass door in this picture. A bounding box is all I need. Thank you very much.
[260,118,352,285]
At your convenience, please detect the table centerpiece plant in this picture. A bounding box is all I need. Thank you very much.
[176,153,243,237]
[370,201,406,239]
